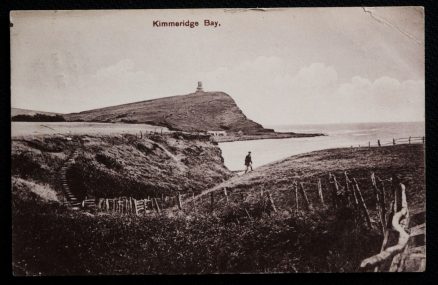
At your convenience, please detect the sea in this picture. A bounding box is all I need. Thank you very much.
[218,122,425,171]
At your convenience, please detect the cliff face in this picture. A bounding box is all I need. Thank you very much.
[64,92,273,134]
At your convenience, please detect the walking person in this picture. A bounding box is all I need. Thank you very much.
[244,151,253,173]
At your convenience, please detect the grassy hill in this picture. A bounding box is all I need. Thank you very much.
[11,108,60,117]
[184,144,425,214]
[12,136,424,274]
[64,92,274,134]
[12,133,232,200]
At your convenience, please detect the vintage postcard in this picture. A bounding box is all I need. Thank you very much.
[10,7,425,275]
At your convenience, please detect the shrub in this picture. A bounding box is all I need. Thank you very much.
[95,153,122,171]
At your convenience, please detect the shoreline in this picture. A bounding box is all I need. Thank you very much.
[212,132,326,143]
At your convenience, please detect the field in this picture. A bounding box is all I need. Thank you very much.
[12,122,171,138]
[11,132,425,274]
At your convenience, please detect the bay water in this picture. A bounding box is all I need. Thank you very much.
[218,121,425,171]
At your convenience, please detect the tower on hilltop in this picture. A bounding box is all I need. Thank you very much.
[196,81,203,92]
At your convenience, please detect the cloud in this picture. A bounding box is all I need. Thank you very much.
[201,57,424,125]
[12,53,424,124]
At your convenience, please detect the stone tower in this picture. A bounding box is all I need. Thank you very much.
[196,81,203,92]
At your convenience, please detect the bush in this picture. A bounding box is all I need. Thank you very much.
[95,153,122,171]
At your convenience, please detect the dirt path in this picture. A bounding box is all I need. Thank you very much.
[153,141,188,173]
[165,168,254,212]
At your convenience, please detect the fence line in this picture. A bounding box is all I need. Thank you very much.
[78,192,195,215]
[353,136,425,149]
[74,170,412,255]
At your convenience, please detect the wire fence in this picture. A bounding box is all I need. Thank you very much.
[352,136,425,148]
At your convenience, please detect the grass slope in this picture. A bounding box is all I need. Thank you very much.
[11,143,425,274]
[64,92,272,134]
[12,133,232,199]
[189,144,425,213]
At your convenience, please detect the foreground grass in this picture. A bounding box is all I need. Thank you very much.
[12,144,424,275]
[12,186,378,275]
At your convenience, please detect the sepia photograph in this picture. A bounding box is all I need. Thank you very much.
[10,7,425,275]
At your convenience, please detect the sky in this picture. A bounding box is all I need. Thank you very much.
[10,7,424,125]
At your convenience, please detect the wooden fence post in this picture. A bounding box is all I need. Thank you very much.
[377,177,387,225]
[408,136,411,144]
[244,208,252,219]
[129,198,132,214]
[344,172,354,208]
[317,178,325,205]
[371,173,385,235]
[294,181,299,212]
[353,178,372,229]
[97,198,102,210]
[177,192,182,210]
[349,177,359,209]
[329,173,338,209]
[143,199,148,216]
[224,188,229,203]
[368,141,371,149]
[154,198,161,213]
[128,198,131,214]
[378,139,381,147]
[133,198,138,215]
[267,192,277,212]
[299,182,312,211]
[393,138,396,145]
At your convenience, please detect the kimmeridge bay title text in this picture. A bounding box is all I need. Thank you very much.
[153,20,221,28]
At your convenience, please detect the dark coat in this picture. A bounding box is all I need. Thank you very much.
[245,154,252,166]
